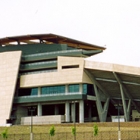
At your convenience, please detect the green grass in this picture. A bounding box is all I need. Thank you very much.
[0,122,140,134]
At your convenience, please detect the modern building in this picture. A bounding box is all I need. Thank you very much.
[0,34,140,126]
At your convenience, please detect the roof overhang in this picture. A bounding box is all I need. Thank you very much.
[0,34,106,51]
[85,60,140,111]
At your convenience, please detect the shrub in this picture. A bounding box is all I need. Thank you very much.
[93,123,98,136]
[49,125,55,137]
[71,126,76,136]
[1,128,8,139]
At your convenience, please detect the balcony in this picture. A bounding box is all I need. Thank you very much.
[14,92,87,104]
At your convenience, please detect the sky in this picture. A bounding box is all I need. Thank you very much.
[0,0,140,67]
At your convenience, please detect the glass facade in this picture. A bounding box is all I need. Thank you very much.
[83,84,87,94]
[68,84,79,93]
[82,84,95,95]
[31,88,38,95]
[18,87,38,96]
[18,84,95,97]
[41,85,65,95]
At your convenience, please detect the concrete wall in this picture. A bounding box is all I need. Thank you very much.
[14,106,27,125]
[132,110,140,121]
[21,115,65,125]
[0,51,21,125]
[20,56,92,88]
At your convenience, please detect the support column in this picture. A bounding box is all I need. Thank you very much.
[79,100,84,123]
[71,103,76,123]
[65,85,68,94]
[79,84,83,94]
[94,84,109,122]
[38,87,41,96]
[38,87,42,116]
[37,103,42,116]
[88,104,92,122]
[120,84,131,121]
[65,102,70,122]
[113,72,133,121]
[55,105,59,115]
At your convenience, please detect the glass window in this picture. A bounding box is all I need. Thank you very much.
[41,85,65,95]
[18,87,38,96]
[83,84,87,94]
[82,84,95,95]
[41,87,48,95]
[31,88,38,95]
[68,84,79,93]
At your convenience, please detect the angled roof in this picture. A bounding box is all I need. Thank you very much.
[0,33,106,51]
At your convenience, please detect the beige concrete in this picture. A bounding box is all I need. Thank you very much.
[20,56,92,88]
[21,115,65,125]
[82,71,92,84]
[85,60,140,76]
[132,110,140,121]
[0,51,22,125]
[13,106,27,125]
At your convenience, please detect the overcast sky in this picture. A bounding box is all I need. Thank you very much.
[1,0,140,66]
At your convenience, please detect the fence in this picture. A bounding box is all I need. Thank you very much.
[1,131,140,140]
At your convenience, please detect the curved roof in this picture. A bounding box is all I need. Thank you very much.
[0,33,105,50]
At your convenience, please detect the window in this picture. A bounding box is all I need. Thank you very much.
[18,87,38,96]
[68,84,79,93]
[31,88,38,95]
[41,85,65,95]
[82,84,95,95]
[83,84,87,94]
[62,65,79,69]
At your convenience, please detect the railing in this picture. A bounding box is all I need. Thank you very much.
[22,49,82,58]
[20,69,57,75]
[20,60,57,68]
[16,92,81,99]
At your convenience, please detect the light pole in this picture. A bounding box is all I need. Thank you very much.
[72,101,77,140]
[115,103,122,140]
[28,106,36,140]
[117,104,121,140]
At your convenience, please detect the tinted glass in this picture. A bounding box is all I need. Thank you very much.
[68,84,79,93]
[41,85,65,94]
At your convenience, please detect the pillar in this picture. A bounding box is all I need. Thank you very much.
[71,102,76,122]
[88,104,92,122]
[37,103,42,116]
[65,102,70,122]
[79,84,83,94]
[94,84,109,122]
[38,87,41,96]
[55,105,59,115]
[79,100,84,123]
[65,85,68,94]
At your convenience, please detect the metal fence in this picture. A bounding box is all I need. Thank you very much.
[1,131,140,140]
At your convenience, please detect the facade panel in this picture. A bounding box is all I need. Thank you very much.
[0,51,21,125]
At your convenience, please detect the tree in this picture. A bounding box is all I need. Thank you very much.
[1,128,8,139]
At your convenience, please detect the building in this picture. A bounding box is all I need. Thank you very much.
[0,34,140,126]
